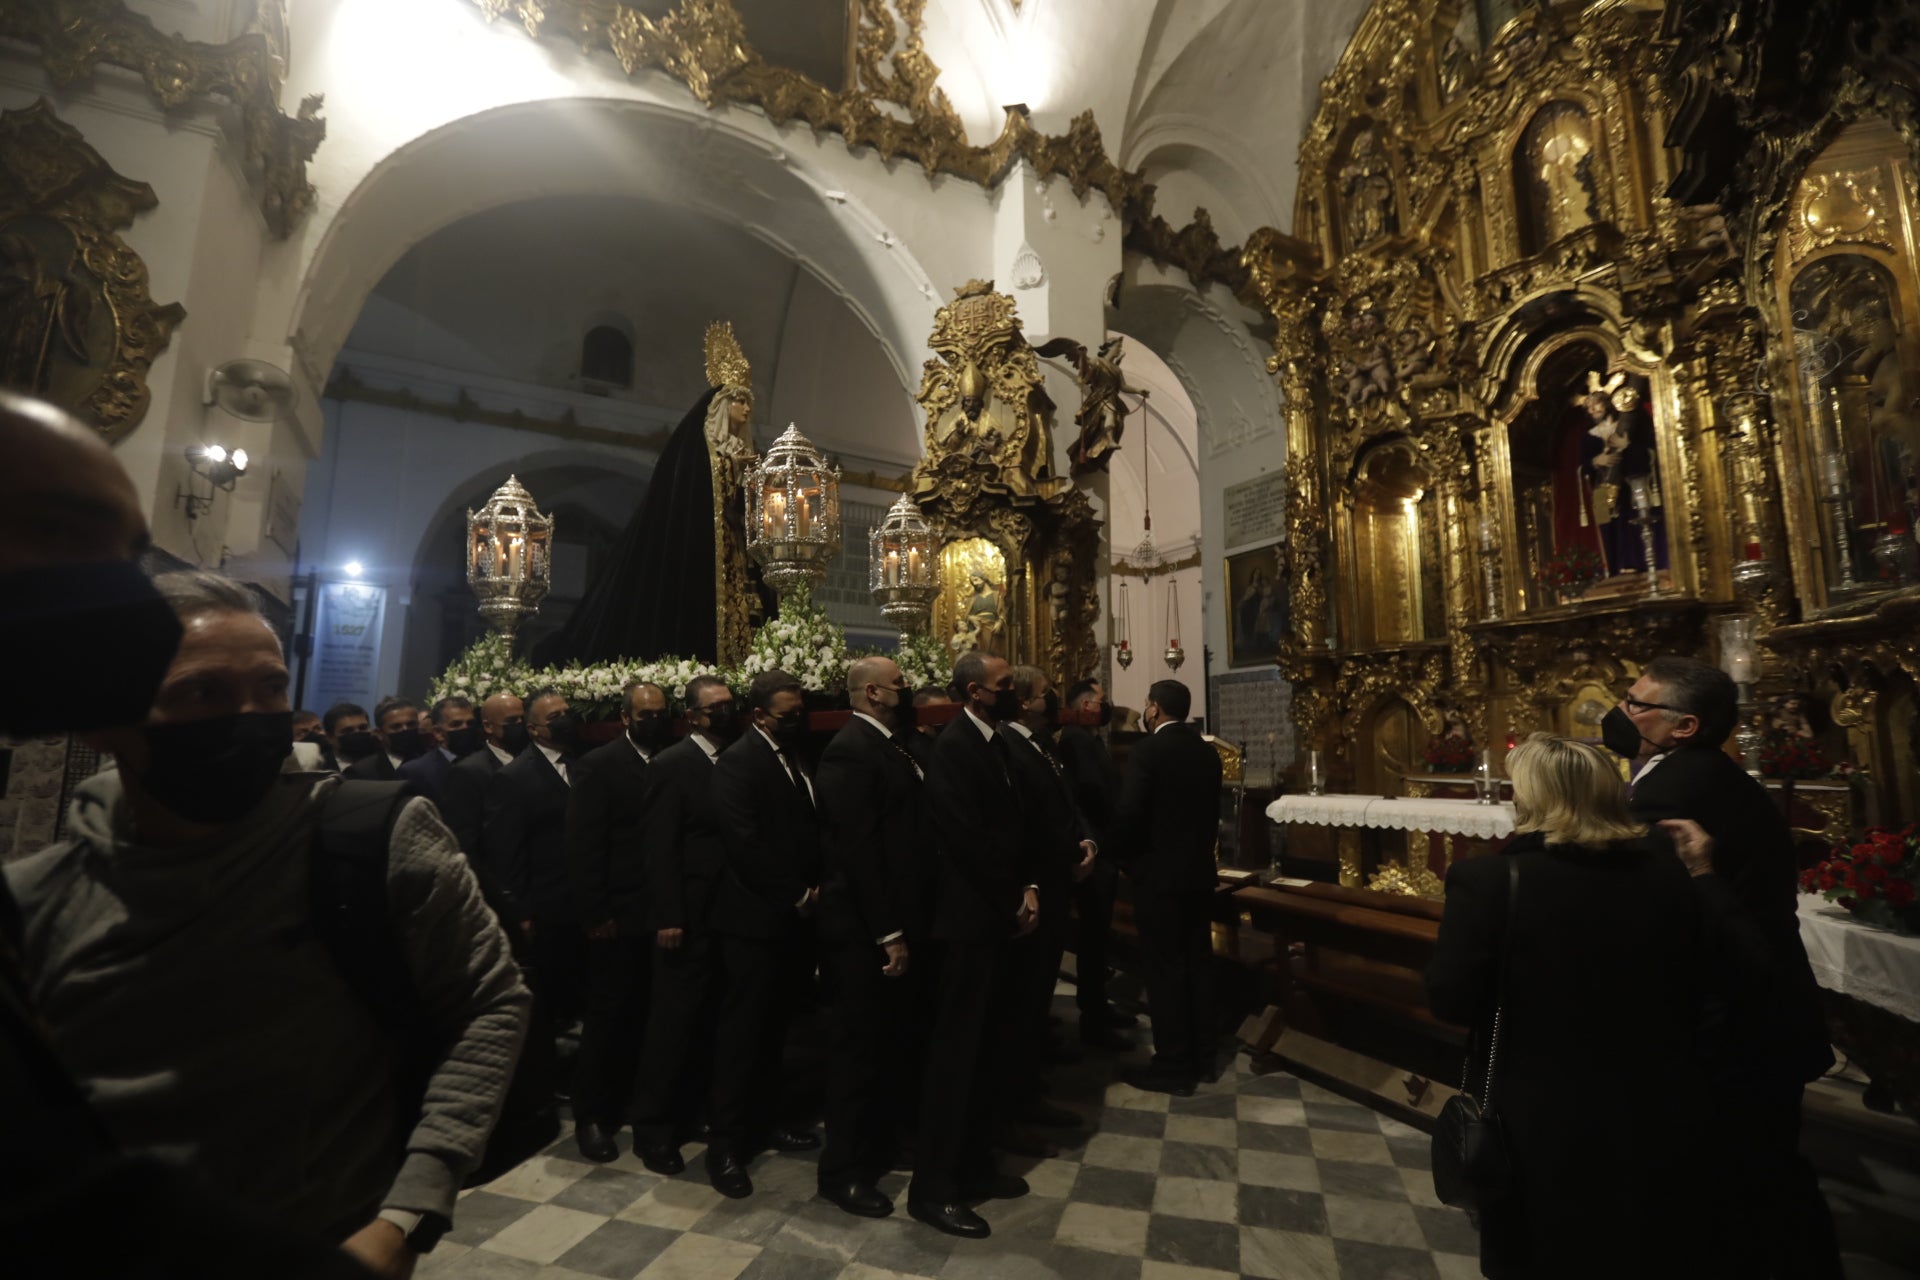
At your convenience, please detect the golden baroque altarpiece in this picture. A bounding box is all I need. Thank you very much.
[1238,0,1920,883]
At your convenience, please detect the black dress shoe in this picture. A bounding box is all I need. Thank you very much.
[1122,1065,1197,1097]
[961,1172,1029,1201]
[1078,1022,1136,1051]
[1018,1099,1083,1129]
[766,1126,821,1152]
[819,1178,894,1218]
[637,1142,684,1176]
[574,1121,618,1164]
[706,1152,753,1199]
[908,1197,990,1238]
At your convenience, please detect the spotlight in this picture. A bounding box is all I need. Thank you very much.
[343,560,364,578]
[176,442,249,520]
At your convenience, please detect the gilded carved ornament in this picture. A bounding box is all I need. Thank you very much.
[1789,167,1898,262]
[0,0,326,238]
[0,99,184,443]
[462,0,1149,220]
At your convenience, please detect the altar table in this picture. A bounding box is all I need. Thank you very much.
[1266,793,1517,889]
[1797,897,1920,1125]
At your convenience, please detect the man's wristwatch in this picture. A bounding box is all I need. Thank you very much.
[377,1208,450,1254]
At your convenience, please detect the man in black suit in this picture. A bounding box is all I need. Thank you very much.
[1057,678,1134,1046]
[440,691,526,861]
[325,700,379,774]
[564,680,670,1163]
[396,695,478,803]
[704,669,823,1198]
[483,687,587,1045]
[999,666,1099,1145]
[1113,679,1223,1096]
[630,673,738,1175]
[1612,655,1840,1279]
[342,695,422,781]
[815,656,928,1218]
[907,650,1042,1240]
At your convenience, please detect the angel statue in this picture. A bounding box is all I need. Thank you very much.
[540,320,765,665]
[1036,333,1147,475]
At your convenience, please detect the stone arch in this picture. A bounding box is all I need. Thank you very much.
[285,97,937,427]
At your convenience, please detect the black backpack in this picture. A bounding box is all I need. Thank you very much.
[308,780,558,1189]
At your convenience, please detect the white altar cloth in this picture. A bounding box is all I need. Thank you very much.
[1797,897,1920,1024]
[1266,792,1516,841]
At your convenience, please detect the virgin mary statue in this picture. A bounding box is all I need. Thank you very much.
[540,322,761,665]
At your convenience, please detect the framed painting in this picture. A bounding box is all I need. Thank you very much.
[1225,542,1288,668]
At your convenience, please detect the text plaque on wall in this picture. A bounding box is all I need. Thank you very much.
[1223,471,1287,550]
[309,581,387,715]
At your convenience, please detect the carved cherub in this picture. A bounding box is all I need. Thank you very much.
[1045,551,1072,627]
[1344,310,1394,407]
[1391,325,1436,382]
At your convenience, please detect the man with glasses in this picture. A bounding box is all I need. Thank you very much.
[1604,655,1839,1279]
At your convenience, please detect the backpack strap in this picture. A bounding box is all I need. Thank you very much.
[311,780,425,1036]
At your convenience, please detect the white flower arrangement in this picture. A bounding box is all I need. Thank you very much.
[893,629,954,695]
[427,593,854,720]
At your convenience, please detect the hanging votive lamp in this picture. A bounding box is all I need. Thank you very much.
[1164,575,1186,670]
[747,422,842,596]
[869,493,941,643]
[1115,577,1134,668]
[466,474,553,649]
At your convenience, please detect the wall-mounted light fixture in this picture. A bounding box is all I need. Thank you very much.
[175,443,249,520]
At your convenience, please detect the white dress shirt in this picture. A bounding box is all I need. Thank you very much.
[536,739,569,785]
[487,742,515,767]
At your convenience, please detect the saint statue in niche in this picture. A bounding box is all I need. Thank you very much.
[1792,255,1920,582]
[1551,368,1666,578]
[961,570,1005,654]
[1339,128,1398,250]
[1518,102,1599,250]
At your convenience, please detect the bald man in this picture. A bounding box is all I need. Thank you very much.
[813,656,931,1217]
[0,388,180,734]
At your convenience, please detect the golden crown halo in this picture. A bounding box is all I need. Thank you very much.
[704,320,753,395]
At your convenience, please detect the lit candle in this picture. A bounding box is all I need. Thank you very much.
[885,548,899,585]
[1727,652,1755,684]
[1818,452,1846,497]
[796,493,812,538]
[766,489,786,536]
[907,546,921,580]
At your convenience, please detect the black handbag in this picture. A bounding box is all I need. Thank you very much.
[1431,854,1518,1213]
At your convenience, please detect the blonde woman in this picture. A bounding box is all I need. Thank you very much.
[1427,734,1713,1279]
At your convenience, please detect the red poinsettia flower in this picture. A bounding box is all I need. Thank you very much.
[1886,880,1917,909]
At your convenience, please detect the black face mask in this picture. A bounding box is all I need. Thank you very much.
[629,716,673,752]
[884,688,918,730]
[0,560,183,735]
[1601,705,1654,760]
[990,687,1022,721]
[544,712,581,753]
[386,727,426,761]
[443,725,481,758]
[770,709,806,744]
[498,722,530,756]
[337,729,379,762]
[135,711,292,825]
[703,703,740,738]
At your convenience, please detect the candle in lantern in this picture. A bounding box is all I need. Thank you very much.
[907,546,921,580]
[885,548,900,585]
[1726,651,1755,683]
[796,492,812,539]
[766,489,787,537]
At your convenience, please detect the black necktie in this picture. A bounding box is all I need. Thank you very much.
[989,732,1014,789]
[777,746,812,805]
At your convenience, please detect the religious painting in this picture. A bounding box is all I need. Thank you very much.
[934,537,1008,658]
[1225,543,1288,668]
[0,100,183,442]
[1788,254,1920,590]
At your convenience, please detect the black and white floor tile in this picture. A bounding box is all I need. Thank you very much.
[421,1002,1484,1279]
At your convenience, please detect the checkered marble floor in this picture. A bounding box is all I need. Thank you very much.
[421,1009,1484,1280]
